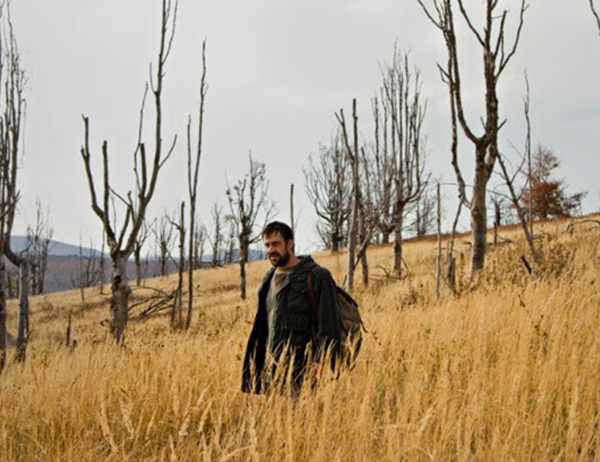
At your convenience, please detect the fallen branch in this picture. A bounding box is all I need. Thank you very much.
[520,254,536,279]
[134,295,176,321]
[567,219,600,234]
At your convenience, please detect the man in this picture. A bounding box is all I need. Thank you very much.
[241,221,342,395]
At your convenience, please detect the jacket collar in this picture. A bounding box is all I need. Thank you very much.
[258,255,316,296]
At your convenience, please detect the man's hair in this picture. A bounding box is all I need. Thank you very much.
[262,221,294,241]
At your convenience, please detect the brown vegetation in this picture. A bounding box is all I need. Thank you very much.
[1,216,599,460]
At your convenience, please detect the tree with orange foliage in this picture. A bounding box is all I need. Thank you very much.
[521,146,585,220]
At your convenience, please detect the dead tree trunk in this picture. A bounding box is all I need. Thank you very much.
[192,224,206,270]
[496,90,540,267]
[418,0,528,277]
[375,49,428,278]
[371,95,395,245]
[77,240,86,302]
[80,0,179,342]
[336,99,360,292]
[436,183,442,300]
[15,259,29,362]
[496,76,537,267]
[525,74,534,241]
[133,221,150,287]
[359,196,369,288]
[492,197,501,246]
[445,200,462,293]
[227,154,274,300]
[304,134,351,252]
[497,154,539,266]
[239,237,247,301]
[186,40,207,329]
[99,234,105,295]
[2,250,32,364]
[109,256,131,342]
[210,204,223,267]
[134,246,142,287]
[0,257,7,372]
[66,311,72,348]
[471,155,490,272]
[173,202,185,329]
[0,1,27,371]
[70,239,98,303]
[27,201,53,295]
[156,214,174,277]
[225,221,236,265]
[392,214,405,275]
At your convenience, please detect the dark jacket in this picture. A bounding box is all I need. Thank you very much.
[241,256,342,394]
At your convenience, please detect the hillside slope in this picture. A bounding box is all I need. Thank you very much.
[1,216,599,460]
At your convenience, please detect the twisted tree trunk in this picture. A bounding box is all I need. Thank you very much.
[471,151,489,273]
[109,256,131,343]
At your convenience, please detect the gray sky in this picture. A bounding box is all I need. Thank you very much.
[10,0,600,253]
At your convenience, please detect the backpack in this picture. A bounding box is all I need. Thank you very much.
[306,269,365,366]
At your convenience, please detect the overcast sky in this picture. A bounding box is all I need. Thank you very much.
[9,0,600,253]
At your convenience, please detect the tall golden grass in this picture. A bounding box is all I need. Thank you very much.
[1,217,600,460]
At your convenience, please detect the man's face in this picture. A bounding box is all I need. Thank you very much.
[263,232,293,267]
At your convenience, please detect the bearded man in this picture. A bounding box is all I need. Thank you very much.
[241,221,342,395]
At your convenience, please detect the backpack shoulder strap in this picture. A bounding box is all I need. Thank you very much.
[306,267,319,323]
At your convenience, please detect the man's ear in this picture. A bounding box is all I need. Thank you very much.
[287,238,295,254]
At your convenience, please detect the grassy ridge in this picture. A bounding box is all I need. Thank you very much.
[1,218,599,460]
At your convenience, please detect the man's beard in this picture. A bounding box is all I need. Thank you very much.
[269,249,290,267]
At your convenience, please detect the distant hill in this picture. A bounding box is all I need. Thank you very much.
[4,236,268,295]
[10,236,102,258]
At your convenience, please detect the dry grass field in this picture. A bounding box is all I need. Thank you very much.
[1,216,600,461]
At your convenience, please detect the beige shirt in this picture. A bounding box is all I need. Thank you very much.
[266,267,293,349]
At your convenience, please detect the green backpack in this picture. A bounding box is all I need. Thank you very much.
[306,269,365,366]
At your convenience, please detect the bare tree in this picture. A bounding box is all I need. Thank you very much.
[80,0,179,342]
[412,183,437,237]
[445,199,463,293]
[155,212,175,277]
[357,147,378,287]
[192,222,207,270]
[26,201,54,295]
[172,202,185,329]
[370,95,395,244]
[525,74,534,239]
[224,218,236,266]
[0,3,27,370]
[495,77,539,266]
[70,239,99,303]
[304,135,351,251]
[334,104,379,290]
[378,50,428,277]
[336,99,361,291]
[226,154,275,300]
[418,0,528,276]
[209,203,223,267]
[185,40,208,330]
